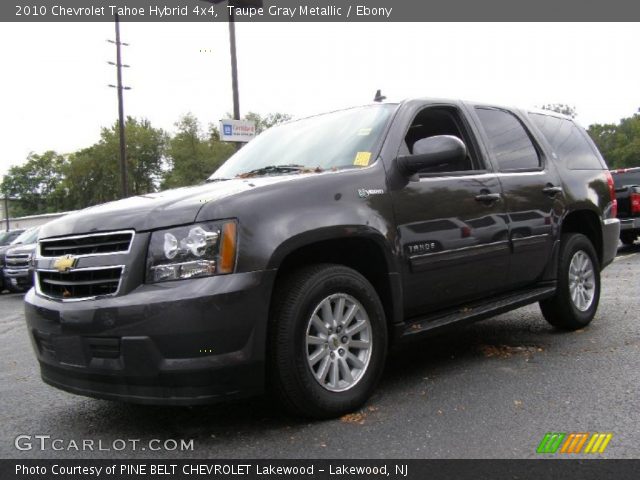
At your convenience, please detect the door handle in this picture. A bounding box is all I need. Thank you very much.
[475,192,501,203]
[542,185,563,196]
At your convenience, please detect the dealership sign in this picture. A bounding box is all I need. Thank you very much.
[219,119,256,142]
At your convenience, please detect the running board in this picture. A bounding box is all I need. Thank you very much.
[400,284,557,340]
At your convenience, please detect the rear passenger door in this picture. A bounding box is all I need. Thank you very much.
[469,107,561,289]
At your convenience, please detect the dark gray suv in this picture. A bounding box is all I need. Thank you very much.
[24,99,619,417]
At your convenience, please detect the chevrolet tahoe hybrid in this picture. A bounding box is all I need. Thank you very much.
[24,99,620,418]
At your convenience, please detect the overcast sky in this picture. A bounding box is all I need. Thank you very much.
[1,22,639,176]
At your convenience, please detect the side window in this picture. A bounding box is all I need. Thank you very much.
[404,107,483,174]
[529,113,603,170]
[475,108,540,171]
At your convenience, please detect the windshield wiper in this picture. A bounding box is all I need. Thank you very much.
[236,164,307,178]
[205,177,231,183]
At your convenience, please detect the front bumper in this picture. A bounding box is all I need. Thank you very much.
[24,270,275,405]
[602,218,621,268]
[4,268,33,288]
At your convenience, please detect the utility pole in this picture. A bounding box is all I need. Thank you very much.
[227,7,241,151]
[1,175,8,231]
[207,1,262,150]
[108,13,131,198]
[228,8,240,121]
[3,191,9,232]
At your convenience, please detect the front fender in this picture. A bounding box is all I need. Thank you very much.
[265,225,398,272]
[195,163,397,274]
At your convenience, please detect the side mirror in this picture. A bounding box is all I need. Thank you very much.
[397,135,467,176]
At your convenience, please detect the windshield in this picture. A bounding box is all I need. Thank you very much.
[210,105,396,179]
[0,230,24,245]
[11,227,39,245]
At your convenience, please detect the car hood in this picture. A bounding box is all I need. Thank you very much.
[1,244,36,266]
[5,244,36,256]
[39,175,309,238]
[0,244,21,259]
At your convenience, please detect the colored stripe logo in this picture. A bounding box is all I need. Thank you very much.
[537,432,612,454]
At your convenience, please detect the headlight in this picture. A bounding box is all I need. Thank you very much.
[146,220,237,283]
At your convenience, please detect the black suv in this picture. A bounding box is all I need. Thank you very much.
[25,99,619,418]
[611,167,640,245]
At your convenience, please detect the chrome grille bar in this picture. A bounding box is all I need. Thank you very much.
[39,230,134,257]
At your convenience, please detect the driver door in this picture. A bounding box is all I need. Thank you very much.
[391,105,510,318]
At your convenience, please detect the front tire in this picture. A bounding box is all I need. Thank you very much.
[540,233,600,330]
[269,264,387,418]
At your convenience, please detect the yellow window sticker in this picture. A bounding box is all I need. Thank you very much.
[353,151,372,166]
[357,127,372,136]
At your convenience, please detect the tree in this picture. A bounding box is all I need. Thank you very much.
[540,103,577,118]
[242,111,292,134]
[1,151,67,216]
[588,110,640,168]
[587,122,619,165]
[1,111,293,217]
[61,145,119,209]
[102,118,167,195]
[161,114,235,189]
[62,117,167,209]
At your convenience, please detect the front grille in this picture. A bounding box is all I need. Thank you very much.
[38,267,123,300]
[40,231,133,257]
[5,254,30,268]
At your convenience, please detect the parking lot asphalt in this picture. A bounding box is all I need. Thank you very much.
[1,244,639,459]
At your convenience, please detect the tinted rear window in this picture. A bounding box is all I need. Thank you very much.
[530,113,603,170]
[475,108,540,171]
[612,171,640,188]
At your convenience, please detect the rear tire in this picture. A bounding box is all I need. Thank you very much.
[269,264,387,419]
[620,232,637,246]
[540,233,600,330]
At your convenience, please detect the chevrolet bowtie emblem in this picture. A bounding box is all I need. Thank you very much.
[52,254,77,273]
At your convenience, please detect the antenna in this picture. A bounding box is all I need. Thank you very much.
[373,89,386,102]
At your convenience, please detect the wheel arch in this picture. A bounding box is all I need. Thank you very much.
[559,208,603,266]
[267,227,403,336]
